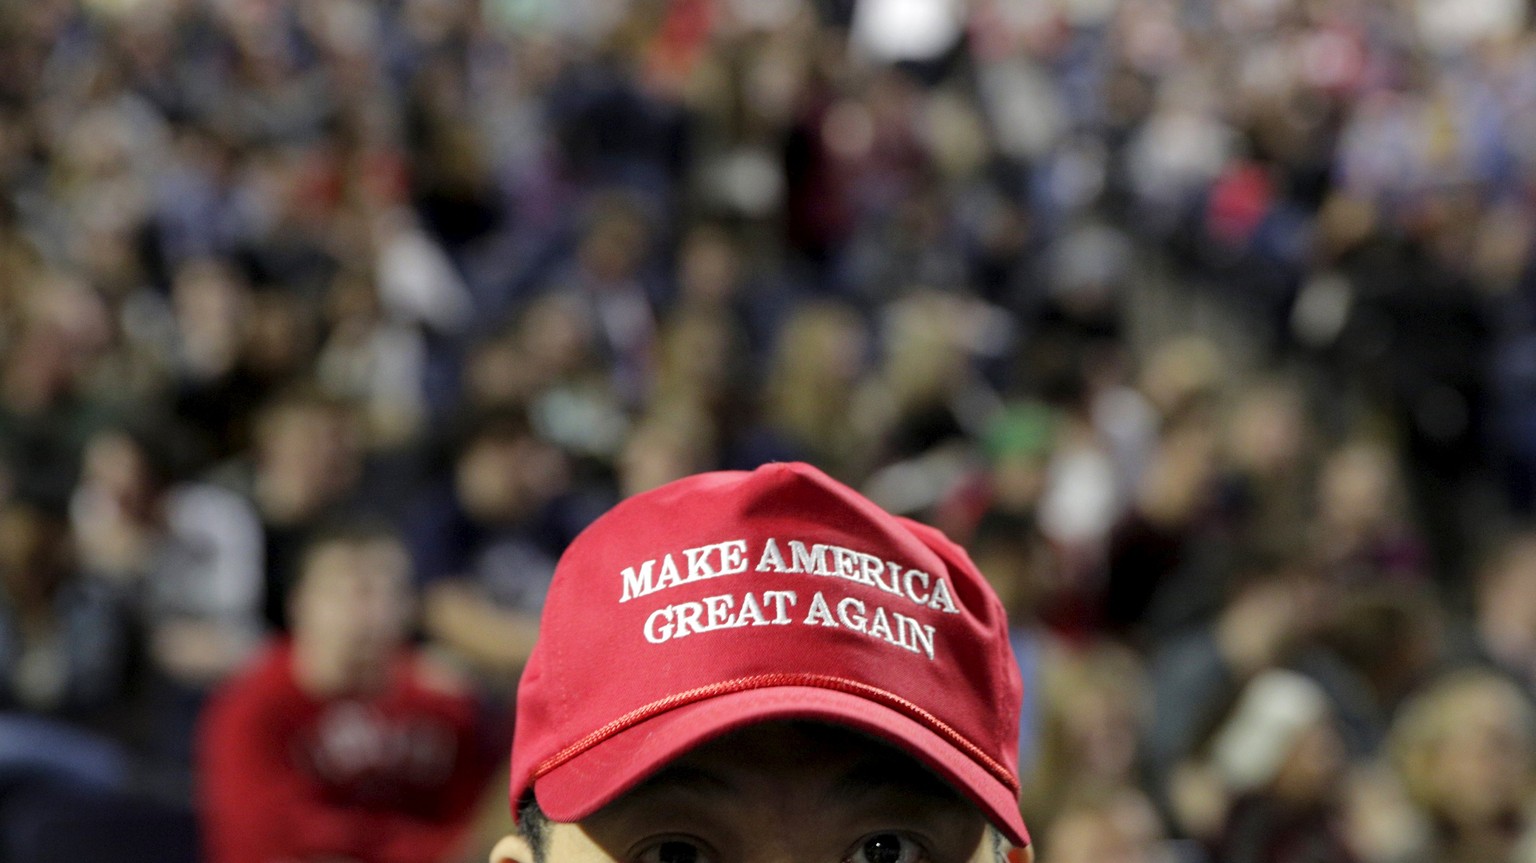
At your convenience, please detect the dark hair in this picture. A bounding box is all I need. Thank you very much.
[517,795,550,863]
[454,404,535,457]
[296,518,406,584]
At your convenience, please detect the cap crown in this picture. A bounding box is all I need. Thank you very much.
[510,462,1023,828]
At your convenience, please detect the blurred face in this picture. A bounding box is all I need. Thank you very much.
[245,292,312,376]
[582,213,647,283]
[81,431,156,515]
[1272,719,1347,804]
[520,299,595,381]
[1228,386,1305,476]
[258,402,361,504]
[1318,444,1396,533]
[778,310,866,388]
[291,538,412,690]
[172,260,246,360]
[620,422,710,499]
[1478,539,1536,642]
[678,228,738,306]
[495,723,1005,863]
[663,314,735,394]
[0,504,69,602]
[1061,685,1140,781]
[971,542,1034,617]
[1045,794,1163,863]
[1431,690,1532,827]
[455,433,565,523]
[4,322,75,405]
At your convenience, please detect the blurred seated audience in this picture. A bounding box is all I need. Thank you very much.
[2,0,1536,859]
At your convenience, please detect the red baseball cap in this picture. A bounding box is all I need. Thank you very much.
[509,461,1028,846]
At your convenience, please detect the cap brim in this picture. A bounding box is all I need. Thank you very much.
[530,685,1029,847]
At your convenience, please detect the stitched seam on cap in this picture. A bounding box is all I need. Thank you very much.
[531,673,1018,792]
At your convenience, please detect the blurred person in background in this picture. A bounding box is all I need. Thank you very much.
[647,303,751,465]
[1041,785,1190,863]
[966,507,1054,773]
[199,522,500,863]
[0,494,133,795]
[943,402,1060,539]
[618,398,719,498]
[537,194,662,408]
[1146,545,1327,836]
[1026,372,1126,602]
[1310,439,1430,589]
[1207,669,1358,863]
[0,298,115,508]
[1023,642,1150,830]
[0,492,192,863]
[405,407,583,687]
[1103,397,1225,646]
[167,258,262,462]
[464,295,627,466]
[1445,529,1536,699]
[236,389,367,630]
[1389,669,1536,863]
[1216,380,1314,551]
[669,222,776,358]
[315,267,430,451]
[1299,588,1444,759]
[859,291,986,472]
[750,300,874,476]
[70,422,265,770]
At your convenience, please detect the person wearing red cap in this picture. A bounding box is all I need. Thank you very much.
[490,462,1033,863]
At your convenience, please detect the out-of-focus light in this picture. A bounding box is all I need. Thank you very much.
[851,0,965,63]
[707,149,784,216]
[1291,272,1353,349]
[1416,0,1525,51]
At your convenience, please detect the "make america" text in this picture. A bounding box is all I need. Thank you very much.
[618,537,959,614]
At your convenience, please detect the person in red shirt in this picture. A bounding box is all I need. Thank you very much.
[198,523,498,863]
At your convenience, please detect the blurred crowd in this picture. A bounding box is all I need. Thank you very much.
[6,0,1536,861]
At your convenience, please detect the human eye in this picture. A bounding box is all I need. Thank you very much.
[844,832,928,863]
[633,838,715,863]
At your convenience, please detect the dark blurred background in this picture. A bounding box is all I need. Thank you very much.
[3,0,1536,861]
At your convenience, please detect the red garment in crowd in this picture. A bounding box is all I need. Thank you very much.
[198,641,496,863]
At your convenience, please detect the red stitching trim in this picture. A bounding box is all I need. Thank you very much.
[532,673,1018,793]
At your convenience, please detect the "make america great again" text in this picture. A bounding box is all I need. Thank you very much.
[616,538,961,660]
